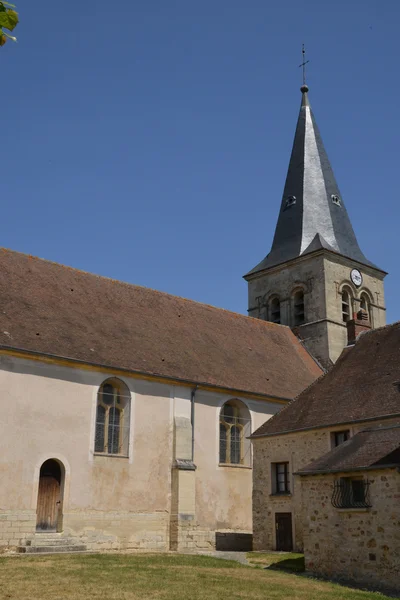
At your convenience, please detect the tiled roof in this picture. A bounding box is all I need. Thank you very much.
[0,248,322,398]
[251,322,400,436]
[297,425,400,475]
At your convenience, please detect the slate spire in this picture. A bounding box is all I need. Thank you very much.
[246,85,378,276]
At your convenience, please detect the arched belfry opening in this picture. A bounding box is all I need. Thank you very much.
[36,459,65,532]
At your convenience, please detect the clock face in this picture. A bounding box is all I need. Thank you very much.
[350,269,363,287]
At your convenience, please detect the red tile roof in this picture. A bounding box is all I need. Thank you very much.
[0,249,322,398]
[252,321,400,436]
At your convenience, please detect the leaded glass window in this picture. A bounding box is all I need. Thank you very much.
[94,379,130,456]
[219,400,251,466]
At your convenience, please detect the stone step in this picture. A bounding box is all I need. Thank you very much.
[19,544,87,554]
[30,537,78,547]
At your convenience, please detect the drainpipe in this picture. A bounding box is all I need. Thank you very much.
[190,385,198,461]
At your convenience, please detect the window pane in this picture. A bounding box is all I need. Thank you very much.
[102,383,114,406]
[276,463,289,493]
[219,423,227,463]
[230,426,241,464]
[335,431,349,447]
[95,405,106,452]
[108,407,120,454]
[223,404,235,424]
[352,480,365,504]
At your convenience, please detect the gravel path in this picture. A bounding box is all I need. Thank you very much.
[198,551,250,565]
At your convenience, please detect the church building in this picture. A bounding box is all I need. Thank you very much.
[0,80,387,556]
[0,250,320,554]
[244,84,386,368]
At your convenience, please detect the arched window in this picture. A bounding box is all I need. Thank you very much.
[341,287,353,323]
[219,400,251,466]
[359,292,371,322]
[293,290,305,326]
[270,297,281,324]
[94,379,131,456]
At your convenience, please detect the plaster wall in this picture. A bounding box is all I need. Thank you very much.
[0,354,281,552]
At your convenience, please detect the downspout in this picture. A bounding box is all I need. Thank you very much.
[191,385,198,461]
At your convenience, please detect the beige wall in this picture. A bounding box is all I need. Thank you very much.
[252,417,400,552]
[0,354,279,552]
[301,469,400,593]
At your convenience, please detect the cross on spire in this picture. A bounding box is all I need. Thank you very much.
[299,43,309,86]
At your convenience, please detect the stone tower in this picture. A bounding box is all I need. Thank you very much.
[244,84,387,369]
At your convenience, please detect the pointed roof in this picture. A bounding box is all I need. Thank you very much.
[246,85,381,277]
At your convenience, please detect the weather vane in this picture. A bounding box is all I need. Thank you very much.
[299,43,309,86]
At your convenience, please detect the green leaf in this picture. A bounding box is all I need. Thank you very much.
[0,9,18,31]
[5,9,17,30]
[0,32,6,46]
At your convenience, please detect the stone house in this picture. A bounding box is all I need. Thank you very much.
[251,320,400,593]
[0,248,321,554]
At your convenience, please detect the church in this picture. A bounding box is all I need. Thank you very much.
[0,81,386,555]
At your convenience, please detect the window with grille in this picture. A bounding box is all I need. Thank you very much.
[272,462,290,494]
[94,379,131,457]
[332,477,371,509]
[219,400,251,466]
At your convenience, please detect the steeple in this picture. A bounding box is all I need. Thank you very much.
[246,85,378,276]
[244,82,387,369]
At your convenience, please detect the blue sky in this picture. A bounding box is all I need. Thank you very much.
[2,0,399,323]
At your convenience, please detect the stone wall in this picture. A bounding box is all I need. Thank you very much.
[301,469,400,593]
[0,511,36,552]
[252,417,400,552]
[246,250,386,369]
[252,428,329,551]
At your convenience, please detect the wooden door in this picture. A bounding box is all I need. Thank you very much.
[36,476,60,531]
[275,512,293,551]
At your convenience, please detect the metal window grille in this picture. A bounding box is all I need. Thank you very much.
[219,406,251,465]
[95,383,130,456]
[331,478,371,509]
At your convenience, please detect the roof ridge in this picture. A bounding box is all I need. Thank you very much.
[0,247,292,332]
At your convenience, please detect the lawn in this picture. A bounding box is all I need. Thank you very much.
[0,553,393,600]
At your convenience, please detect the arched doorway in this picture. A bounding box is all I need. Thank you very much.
[36,459,64,532]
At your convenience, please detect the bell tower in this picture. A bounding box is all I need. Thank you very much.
[244,84,387,369]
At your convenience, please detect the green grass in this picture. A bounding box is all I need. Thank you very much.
[247,551,305,571]
[0,553,392,600]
